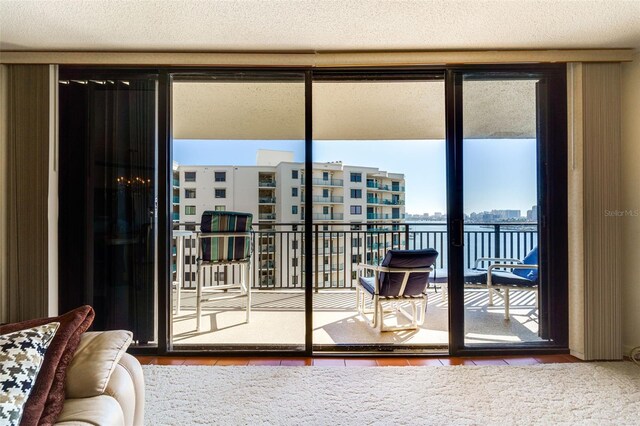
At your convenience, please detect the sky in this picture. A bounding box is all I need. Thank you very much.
[173,139,537,215]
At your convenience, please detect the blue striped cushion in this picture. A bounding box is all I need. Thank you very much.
[200,211,252,262]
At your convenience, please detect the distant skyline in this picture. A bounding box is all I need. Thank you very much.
[173,139,537,215]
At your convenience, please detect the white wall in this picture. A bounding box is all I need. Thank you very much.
[621,53,640,355]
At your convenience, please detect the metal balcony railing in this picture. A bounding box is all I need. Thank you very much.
[302,195,344,203]
[301,177,344,187]
[258,197,276,204]
[366,182,405,192]
[171,221,538,291]
[258,180,276,187]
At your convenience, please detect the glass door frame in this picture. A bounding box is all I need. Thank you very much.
[158,69,312,356]
[445,65,569,356]
[58,64,566,356]
[310,69,449,353]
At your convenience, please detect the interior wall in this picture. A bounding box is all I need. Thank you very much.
[621,53,640,356]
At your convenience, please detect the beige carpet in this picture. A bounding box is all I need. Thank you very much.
[143,362,640,425]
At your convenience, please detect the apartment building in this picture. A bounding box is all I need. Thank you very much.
[172,150,406,288]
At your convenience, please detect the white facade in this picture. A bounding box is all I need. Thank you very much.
[172,151,406,289]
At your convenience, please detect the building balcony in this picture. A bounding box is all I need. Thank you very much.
[302,213,344,221]
[173,212,180,221]
[301,195,344,203]
[173,196,180,204]
[173,178,180,187]
[170,222,540,346]
[258,197,276,204]
[366,197,404,205]
[259,213,277,220]
[258,180,277,188]
[301,177,344,187]
[366,182,405,192]
[367,213,406,220]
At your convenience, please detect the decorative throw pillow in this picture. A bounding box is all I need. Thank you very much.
[0,306,95,426]
[0,323,60,426]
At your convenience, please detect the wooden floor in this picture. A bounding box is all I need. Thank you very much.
[136,354,579,366]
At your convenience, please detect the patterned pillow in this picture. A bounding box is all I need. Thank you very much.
[0,322,59,425]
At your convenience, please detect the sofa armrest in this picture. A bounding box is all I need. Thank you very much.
[55,395,125,426]
[105,353,145,426]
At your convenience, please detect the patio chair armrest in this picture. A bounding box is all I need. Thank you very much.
[357,264,434,275]
[474,257,523,268]
[487,263,538,285]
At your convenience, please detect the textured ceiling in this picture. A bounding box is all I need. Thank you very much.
[173,80,535,140]
[1,0,639,51]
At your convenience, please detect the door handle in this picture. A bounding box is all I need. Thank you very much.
[451,219,463,247]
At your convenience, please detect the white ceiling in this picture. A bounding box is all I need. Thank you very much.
[1,0,639,52]
[173,79,536,140]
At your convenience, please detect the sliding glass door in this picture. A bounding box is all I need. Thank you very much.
[168,72,307,351]
[58,71,158,346]
[311,73,448,351]
[447,67,568,352]
[57,65,567,355]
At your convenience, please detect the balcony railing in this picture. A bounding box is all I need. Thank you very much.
[301,195,344,203]
[366,197,405,205]
[259,213,276,220]
[258,197,276,204]
[302,213,344,221]
[258,180,276,188]
[172,212,180,221]
[172,221,538,291]
[301,177,344,187]
[366,182,405,192]
[173,178,180,186]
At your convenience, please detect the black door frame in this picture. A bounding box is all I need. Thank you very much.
[58,64,568,357]
[446,65,568,356]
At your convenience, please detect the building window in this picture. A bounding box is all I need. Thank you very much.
[350,205,362,215]
[185,188,196,198]
[214,272,225,281]
[322,188,329,198]
[185,255,196,265]
[292,258,298,267]
[324,273,329,282]
[352,237,362,247]
[292,187,298,197]
[292,240,298,250]
[351,271,358,280]
[392,207,400,219]
[323,225,329,231]
[185,272,196,282]
[323,206,329,214]
[322,171,329,181]
[215,205,225,211]
[292,170,298,179]
[350,189,362,198]
[215,189,226,198]
[215,171,226,182]
[392,181,400,191]
[350,172,362,182]
[292,276,298,285]
[184,171,196,182]
[351,254,361,263]
[185,206,196,215]
[292,205,298,215]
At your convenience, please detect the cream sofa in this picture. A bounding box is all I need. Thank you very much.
[55,331,145,426]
